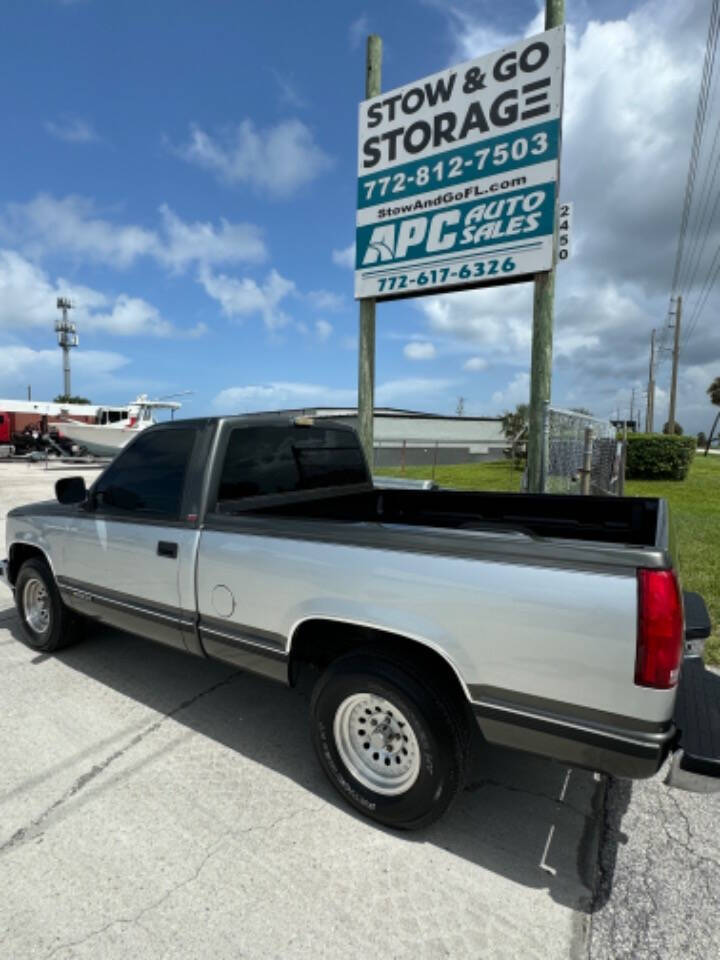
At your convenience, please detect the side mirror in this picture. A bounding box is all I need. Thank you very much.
[56,476,87,505]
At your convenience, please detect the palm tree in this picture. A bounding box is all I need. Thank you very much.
[703,377,720,455]
[708,377,720,407]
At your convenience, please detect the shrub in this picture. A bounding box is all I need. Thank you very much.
[663,421,683,435]
[625,433,696,480]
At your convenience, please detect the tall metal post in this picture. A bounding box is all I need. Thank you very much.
[668,295,682,434]
[55,297,77,398]
[646,329,656,433]
[357,35,382,469]
[527,0,565,493]
[580,428,594,495]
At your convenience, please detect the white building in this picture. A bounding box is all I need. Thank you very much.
[284,407,507,466]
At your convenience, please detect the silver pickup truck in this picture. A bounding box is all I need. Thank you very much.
[1,414,718,828]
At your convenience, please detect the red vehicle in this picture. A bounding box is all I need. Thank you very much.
[0,401,96,454]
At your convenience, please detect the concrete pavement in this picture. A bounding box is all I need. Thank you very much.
[0,596,600,959]
[1,460,719,959]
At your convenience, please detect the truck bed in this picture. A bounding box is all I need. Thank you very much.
[219,487,666,549]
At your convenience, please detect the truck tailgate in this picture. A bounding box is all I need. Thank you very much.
[669,592,720,791]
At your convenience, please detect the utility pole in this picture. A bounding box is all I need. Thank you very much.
[668,295,682,434]
[646,329,656,433]
[527,0,565,493]
[357,35,382,468]
[55,297,77,398]
[629,387,636,428]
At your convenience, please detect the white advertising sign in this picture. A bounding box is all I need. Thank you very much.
[355,26,565,300]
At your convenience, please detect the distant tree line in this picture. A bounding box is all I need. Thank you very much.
[54,394,91,405]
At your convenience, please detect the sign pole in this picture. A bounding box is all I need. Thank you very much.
[358,35,382,468]
[527,0,564,493]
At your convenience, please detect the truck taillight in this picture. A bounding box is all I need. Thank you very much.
[635,569,684,689]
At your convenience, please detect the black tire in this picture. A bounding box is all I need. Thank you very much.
[310,652,468,830]
[14,558,81,653]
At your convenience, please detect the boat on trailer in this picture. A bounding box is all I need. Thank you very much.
[59,395,181,456]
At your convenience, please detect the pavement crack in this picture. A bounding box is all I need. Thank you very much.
[465,776,591,817]
[0,669,243,858]
[39,804,324,960]
[661,792,720,874]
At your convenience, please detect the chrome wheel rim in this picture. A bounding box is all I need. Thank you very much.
[333,693,421,796]
[23,578,51,634]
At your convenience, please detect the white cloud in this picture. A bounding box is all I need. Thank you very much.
[44,116,99,143]
[0,249,199,339]
[214,376,456,412]
[332,244,355,269]
[443,10,515,63]
[376,377,457,404]
[173,119,332,197]
[315,319,333,342]
[419,284,532,361]
[215,381,354,411]
[349,14,369,50]
[307,289,345,311]
[87,294,206,339]
[2,195,156,268]
[414,0,718,432]
[272,71,308,109]
[198,267,295,329]
[1,194,266,272]
[0,342,166,405]
[404,341,436,360]
[156,204,266,272]
[0,345,128,382]
[464,356,487,371]
[492,372,530,411]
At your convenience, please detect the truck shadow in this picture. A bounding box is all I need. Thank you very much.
[8,619,630,913]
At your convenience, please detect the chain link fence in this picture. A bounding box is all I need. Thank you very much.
[368,408,623,496]
[543,406,621,495]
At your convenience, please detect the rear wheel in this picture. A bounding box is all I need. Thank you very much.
[310,652,468,829]
[14,558,82,653]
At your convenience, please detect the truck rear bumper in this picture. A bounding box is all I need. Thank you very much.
[471,699,673,780]
[473,590,718,786]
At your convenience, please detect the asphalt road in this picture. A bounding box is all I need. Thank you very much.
[0,460,718,959]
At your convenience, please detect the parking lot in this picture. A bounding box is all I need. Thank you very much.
[0,461,718,959]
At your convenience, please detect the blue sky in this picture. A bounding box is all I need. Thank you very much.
[1,0,717,433]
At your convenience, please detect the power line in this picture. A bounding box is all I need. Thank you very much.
[682,241,720,347]
[657,0,720,378]
[670,0,720,294]
[678,115,720,299]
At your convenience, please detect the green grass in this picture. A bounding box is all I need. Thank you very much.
[377,459,523,492]
[376,455,720,664]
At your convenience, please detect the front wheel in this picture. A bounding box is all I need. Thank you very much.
[14,558,82,653]
[310,653,468,829]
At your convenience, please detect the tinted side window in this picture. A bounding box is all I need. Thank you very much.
[217,425,368,502]
[96,428,196,518]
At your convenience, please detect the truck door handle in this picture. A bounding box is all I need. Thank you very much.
[157,541,178,559]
